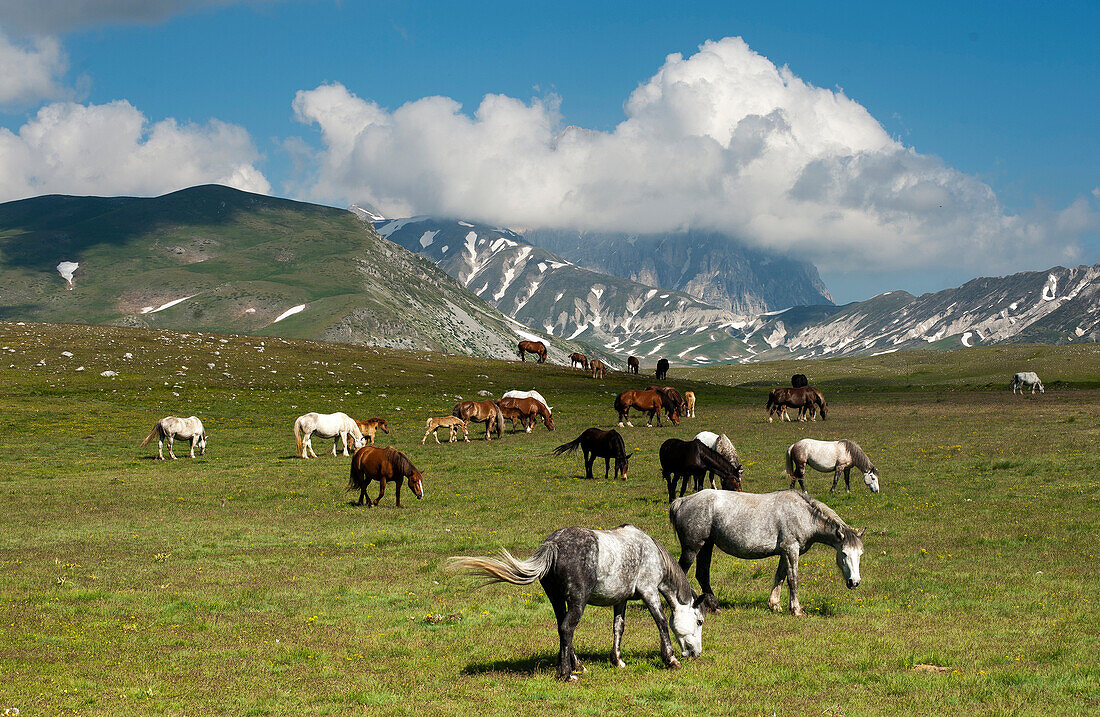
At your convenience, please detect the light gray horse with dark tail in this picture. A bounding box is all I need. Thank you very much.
[450,524,716,681]
[786,438,880,493]
[670,490,866,616]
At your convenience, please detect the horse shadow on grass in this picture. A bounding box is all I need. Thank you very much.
[710,593,837,617]
[462,649,664,677]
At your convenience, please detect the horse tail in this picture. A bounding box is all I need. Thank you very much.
[784,444,796,479]
[449,542,556,587]
[294,417,304,454]
[493,403,505,437]
[140,422,161,447]
[552,435,583,456]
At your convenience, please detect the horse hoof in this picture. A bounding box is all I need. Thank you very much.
[793,608,806,617]
[617,422,624,427]
[667,657,681,670]
[768,602,783,613]
[614,659,626,668]
[567,675,579,683]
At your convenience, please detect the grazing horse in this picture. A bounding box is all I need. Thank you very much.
[449,524,715,681]
[615,389,679,427]
[569,352,589,370]
[766,386,827,422]
[786,439,880,493]
[660,438,743,502]
[647,385,688,417]
[294,412,365,459]
[355,418,390,445]
[627,356,640,374]
[502,389,552,414]
[684,391,696,418]
[670,490,866,616]
[422,416,468,444]
[517,340,547,363]
[791,373,808,388]
[693,431,739,470]
[141,416,207,460]
[590,359,607,378]
[656,358,670,380]
[553,428,631,481]
[1012,372,1045,394]
[348,446,425,507]
[452,400,505,440]
[499,396,554,432]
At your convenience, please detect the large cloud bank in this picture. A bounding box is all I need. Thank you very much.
[0,100,270,200]
[293,37,1095,272]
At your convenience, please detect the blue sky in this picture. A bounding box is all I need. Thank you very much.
[1,0,1097,302]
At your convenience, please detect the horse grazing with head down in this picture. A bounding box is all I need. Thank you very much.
[453,400,505,440]
[141,416,207,460]
[499,396,554,432]
[590,359,607,378]
[1012,372,1045,394]
[355,418,390,445]
[655,358,670,380]
[569,352,589,370]
[786,438,880,493]
[766,386,827,422]
[294,412,365,459]
[670,489,866,616]
[517,340,547,363]
[615,389,679,427]
[627,356,640,374]
[660,438,743,502]
[348,446,424,507]
[554,428,631,480]
[449,524,716,681]
[647,385,688,417]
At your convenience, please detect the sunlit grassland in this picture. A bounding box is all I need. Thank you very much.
[0,322,1097,715]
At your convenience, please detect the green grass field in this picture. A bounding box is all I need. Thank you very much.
[1,321,1097,715]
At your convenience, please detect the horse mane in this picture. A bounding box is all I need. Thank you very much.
[791,490,848,534]
[839,439,874,473]
[652,535,694,603]
[389,448,416,476]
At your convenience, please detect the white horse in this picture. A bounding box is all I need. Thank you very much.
[294,412,365,459]
[786,438,880,493]
[141,416,207,460]
[1012,372,1045,394]
[502,389,552,413]
[693,431,740,489]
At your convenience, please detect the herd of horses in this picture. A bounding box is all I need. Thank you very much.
[137,345,1045,682]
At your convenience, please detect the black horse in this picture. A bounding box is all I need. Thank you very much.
[655,358,669,380]
[791,373,808,388]
[659,438,743,502]
[627,356,640,375]
[554,428,632,480]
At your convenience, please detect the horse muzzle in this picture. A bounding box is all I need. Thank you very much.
[846,578,860,589]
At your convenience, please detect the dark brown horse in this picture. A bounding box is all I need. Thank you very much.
[348,446,425,507]
[589,359,607,378]
[518,340,547,363]
[647,385,688,417]
[569,352,589,370]
[615,389,680,427]
[355,417,390,445]
[453,400,505,440]
[655,358,669,380]
[553,428,631,480]
[627,356,640,374]
[660,438,743,502]
[499,396,554,432]
[766,386,828,422]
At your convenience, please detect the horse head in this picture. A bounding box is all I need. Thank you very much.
[719,465,743,492]
[617,453,632,481]
[543,411,555,431]
[863,470,880,493]
[834,527,866,589]
[670,593,714,658]
[408,469,425,500]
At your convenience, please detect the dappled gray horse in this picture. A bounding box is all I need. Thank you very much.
[670,490,866,616]
[786,438,880,493]
[1012,372,1045,394]
[450,524,715,681]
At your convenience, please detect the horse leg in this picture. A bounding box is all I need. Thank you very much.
[167,435,177,460]
[394,478,403,508]
[639,588,679,669]
[784,547,805,616]
[331,436,339,457]
[189,435,198,458]
[372,477,386,507]
[611,602,627,668]
[843,467,852,492]
[559,600,586,681]
[831,468,841,492]
[665,470,677,503]
[156,437,164,461]
[679,474,691,498]
[768,556,789,613]
[307,436,318,459]
[583,449,594,480]
[695,540,717,598]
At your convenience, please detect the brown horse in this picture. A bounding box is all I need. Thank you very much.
[647,385,688,417]
[615,389,680,427]
[348,446,425,507]
[453,400,505,440]
[627,356,640,374]
[518,340,547,363]
[355,418,390,445]
[569,352,589,370]
[499,396,555,432]
[766,386,828,422]
[590,359,607,378]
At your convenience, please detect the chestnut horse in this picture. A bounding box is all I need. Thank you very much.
[453,400,505,440]
[518,340,547,363]
[627,356,640,375]
[355,418,390,445]
[615,389,680,427]
[590,359,607,378]
[499,396,554,432]
[569,352,589,370]
[647,385,687,417]
[348,446,425,507]
[684,391,696,418]
[766,386,828,422]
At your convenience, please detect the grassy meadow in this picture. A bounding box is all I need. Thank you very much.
[0,321,1097,715]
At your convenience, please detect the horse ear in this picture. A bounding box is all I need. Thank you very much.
[856,527,866,538]
[835,527,845,540]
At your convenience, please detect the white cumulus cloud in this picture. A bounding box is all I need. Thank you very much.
[0,99,270,201]
[0,28,69,106]
[291,37,1096,273]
